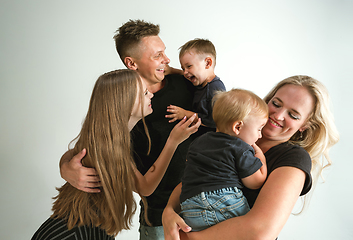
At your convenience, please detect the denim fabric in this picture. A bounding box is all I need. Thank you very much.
[180,187,250,231]
[139,225,164,240]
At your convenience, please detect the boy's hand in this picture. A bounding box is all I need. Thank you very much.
[251,143,263,156]
[166,105,187,123]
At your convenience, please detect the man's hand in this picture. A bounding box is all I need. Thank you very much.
[60,149,101,193]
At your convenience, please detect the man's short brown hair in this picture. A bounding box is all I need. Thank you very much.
[114,19,160,64]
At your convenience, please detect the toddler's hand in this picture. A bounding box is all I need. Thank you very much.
[166,105,186,123]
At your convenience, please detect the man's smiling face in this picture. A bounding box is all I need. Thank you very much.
[133,35,170,86]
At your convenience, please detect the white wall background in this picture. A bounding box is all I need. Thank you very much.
[1,0,352,239]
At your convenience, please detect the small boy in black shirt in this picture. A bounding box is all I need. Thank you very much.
[166,39,226,135]
[180,89,268,231]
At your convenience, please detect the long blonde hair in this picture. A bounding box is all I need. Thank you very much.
[264,75,339,210]
[52,69,150,236]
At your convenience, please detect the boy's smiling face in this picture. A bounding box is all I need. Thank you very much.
[179,50,209,87]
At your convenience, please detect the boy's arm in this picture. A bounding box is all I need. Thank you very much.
[241,143,267,189]
[166,105,198,123]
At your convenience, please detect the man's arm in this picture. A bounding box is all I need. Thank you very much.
[164,64,183,76]
[60,148,101,193]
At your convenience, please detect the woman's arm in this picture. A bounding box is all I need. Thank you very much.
[60,115,200,195]
[134,115,201,196]
[185,166,306,240]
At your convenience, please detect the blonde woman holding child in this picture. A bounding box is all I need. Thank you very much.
[162,75,339,240]
[32,69,200,240]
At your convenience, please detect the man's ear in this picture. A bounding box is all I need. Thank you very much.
[124,57,138,70]
[205,57,213,69]
[232,121,243,135]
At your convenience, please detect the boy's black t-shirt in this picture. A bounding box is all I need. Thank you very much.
[180,131,263,203]
[192,76,226,129]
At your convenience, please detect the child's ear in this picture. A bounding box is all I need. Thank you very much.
[205,57,213,69]
[232,121,243,135]
[124,57,138,70]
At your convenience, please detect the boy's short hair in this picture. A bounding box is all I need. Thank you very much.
[179,38,216,64]
[212,88,268,132]
[113,19,160,64]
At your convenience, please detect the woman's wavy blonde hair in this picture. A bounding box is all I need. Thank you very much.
[52,69,150,236]
[264,75,339,211]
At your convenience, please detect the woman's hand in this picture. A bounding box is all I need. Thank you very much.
[168,114,201,144]
[60,148,101,193]
[163,206,192,240]
[162,183,192,240]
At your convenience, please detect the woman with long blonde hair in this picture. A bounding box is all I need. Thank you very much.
[32,69,200,239]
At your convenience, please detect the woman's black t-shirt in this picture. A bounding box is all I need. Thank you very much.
[243,142,312,207]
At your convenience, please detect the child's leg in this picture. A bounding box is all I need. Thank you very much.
[207,187,250,222]
[180,187,250,232]
[180,193,212,232]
